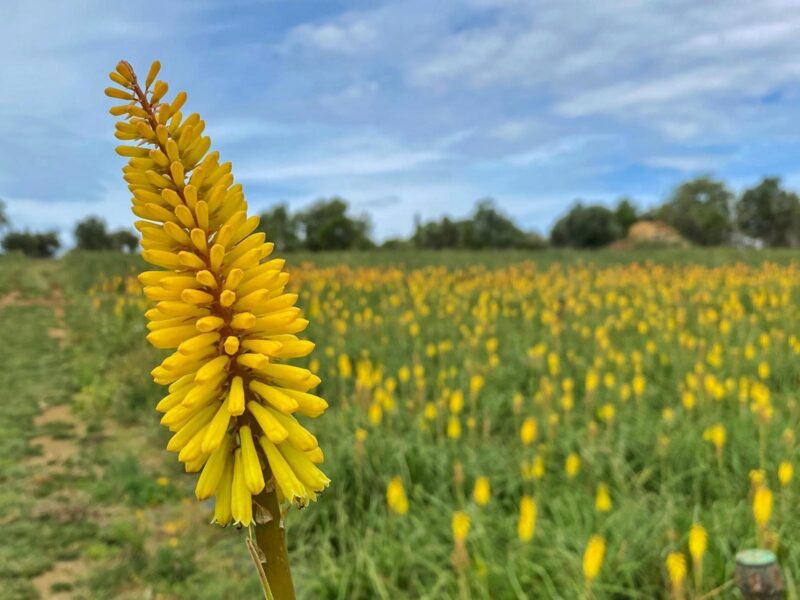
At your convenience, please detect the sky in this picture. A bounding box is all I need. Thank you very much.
[3,0,800,242]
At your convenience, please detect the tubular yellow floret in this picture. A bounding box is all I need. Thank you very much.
[107,60,329,524]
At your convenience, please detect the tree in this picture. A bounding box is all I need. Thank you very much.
[2,230,60,258]
[75,216,113,250]
[736,177,800,247]
[614,198,638,235]
[0,200,9,231]
[411,200,542,250]
[550,202,622,248]
[656,177,733,246]
[257,204,300,251]
[295,198,373,251]
[469,199,530,249]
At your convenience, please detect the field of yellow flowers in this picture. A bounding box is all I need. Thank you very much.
[3,249,800,599]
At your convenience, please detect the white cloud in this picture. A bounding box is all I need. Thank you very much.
[283,16,377,54]
[238,135,449,182]
[643,154,729,173]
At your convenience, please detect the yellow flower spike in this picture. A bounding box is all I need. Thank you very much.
[108,61,328,596]
[666,552,687,597]
[517,495,536,542]
[595,483,612,513]
[582,534,606,582]
[386,476,409,515]
[452,511,471,542]
[779,460,793,487]
[472,476,491,507]
[753,486,773,529]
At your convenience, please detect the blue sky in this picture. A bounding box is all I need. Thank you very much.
[3,0,800,242]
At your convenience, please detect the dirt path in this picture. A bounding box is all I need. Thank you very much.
[0,276,92,599]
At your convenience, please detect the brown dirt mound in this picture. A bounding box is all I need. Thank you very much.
[612,220,689,249]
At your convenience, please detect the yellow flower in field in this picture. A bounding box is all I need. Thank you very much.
[778,461,793,487]
[423,402,437,421]
[449,390,464,414]
[666,552,687,593]
[512,392,524,414]
[582,534,606,582]
[681,390,696,411]
[469,374,484,397]
[520,416,538,445]
[585,369,598,394]
[386,476,409,515]
[472,476,491,506]
[598,403,615,423]
[662,407,674,423]
[688,523,707,566]
[633,374,645,397]
[447,415,462,439]
[517,495,536,542]
[452,511,470,542]
[758,361,770,379]
[702,424,726,450]
[398,365,410,382]
[595,483,611,513]
[547,352,560,376]
[368,402,383,425]
[354,427,368,442]
[338,353,352,378]
[750,469,766,488]
[565,452,581,478]
[753,486,773,528]
[532,454,545,479]
[106,61,328,526]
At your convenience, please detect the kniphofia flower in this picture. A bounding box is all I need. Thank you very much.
[582,534,606,582]
[665,552,687,599]
[387,476,409,515]
[517,495,536,542]
[105,61,330,529]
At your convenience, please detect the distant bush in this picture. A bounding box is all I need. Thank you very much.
[2,230,61,257]
[412,199,544,250]
[550,203,622,248]
[259,198,373,251]
[737,177,800,247]
[654,177,733,246]
[75,216,138,252]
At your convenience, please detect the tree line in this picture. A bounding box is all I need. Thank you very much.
[2,175,799,257]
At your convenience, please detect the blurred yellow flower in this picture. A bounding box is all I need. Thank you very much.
[565,452,581,479]
[778,461,793,487]
[386,476,409,515]
[595,483,612,513]
[517,495,536,542]
[582,534,606,582]
[452,511,470,542]
[472,476,491,506]
[753,486,773,529]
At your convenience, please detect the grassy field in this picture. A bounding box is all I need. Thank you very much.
[3,248,800,599]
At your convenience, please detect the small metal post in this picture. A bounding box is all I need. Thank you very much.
[735,549,783,599]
